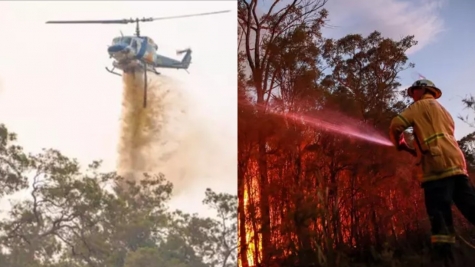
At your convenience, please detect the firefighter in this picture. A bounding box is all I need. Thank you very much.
[389,79,475,265]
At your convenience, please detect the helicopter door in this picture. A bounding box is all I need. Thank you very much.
[134,40,143,55]
[136,39,149,61]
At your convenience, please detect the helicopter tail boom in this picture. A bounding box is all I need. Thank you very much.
[177,49,192,69]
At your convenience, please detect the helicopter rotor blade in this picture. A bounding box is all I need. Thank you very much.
[150,10,230,21]
[46,10,230,25]
[46,19,134,24]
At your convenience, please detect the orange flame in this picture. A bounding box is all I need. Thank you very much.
[239,175,262,267]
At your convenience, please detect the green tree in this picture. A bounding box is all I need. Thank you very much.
[321,31,416,125]
[168,189,237,267]
[202,189,238,267]
[0,124,29,196]
[0,123,237,267]
[123,238,206,267]
[458,94,475,173]
[458,94,475,128]
[458,132,475,174]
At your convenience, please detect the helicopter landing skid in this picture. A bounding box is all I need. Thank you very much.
[106,66,160,76]
[105,67,122,76]
[152,69,161,75]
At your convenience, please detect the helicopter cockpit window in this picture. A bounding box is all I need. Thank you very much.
[112,37,121,45]
[131,39,138,50]
[113,38,130,45]
[122,37,132,45]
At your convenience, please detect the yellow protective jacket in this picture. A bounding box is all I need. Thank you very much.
[389,94,468,183]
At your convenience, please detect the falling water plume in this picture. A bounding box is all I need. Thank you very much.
[116,72,187,188]
[116,72,233,197]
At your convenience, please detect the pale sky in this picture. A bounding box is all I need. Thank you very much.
[0,1,237,217]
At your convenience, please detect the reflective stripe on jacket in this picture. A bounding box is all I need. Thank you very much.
[431,234,456,244]
[389,94,468,183]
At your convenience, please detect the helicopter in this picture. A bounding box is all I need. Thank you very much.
[46,10,230,108]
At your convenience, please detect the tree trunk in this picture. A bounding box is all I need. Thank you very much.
[238,163,249,267]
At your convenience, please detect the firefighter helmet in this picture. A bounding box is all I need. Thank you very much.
[407,79,442,99]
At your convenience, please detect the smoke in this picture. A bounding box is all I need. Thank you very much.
[116,72,227,197]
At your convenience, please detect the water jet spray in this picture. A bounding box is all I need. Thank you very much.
[274,110,393,146]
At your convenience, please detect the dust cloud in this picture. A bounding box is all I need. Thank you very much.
[116,72,228,197]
